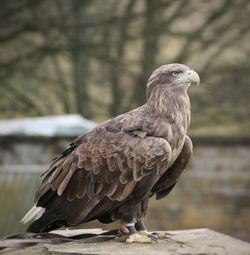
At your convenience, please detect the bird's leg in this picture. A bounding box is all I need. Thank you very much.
[135,220,160,241]
[135,220,148,235]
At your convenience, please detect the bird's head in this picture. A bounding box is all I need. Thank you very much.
[146,63,200,99]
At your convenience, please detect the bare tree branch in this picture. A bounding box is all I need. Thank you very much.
[175,0,234,63]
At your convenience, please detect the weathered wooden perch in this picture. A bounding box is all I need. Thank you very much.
[1,228,250,255]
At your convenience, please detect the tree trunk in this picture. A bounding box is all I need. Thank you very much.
[132,0,161,106]
[109,0,136,116]
[71,0,91,118]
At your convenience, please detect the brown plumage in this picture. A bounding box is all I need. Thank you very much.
[22,63,200,234]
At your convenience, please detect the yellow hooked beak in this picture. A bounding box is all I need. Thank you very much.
[176,69,200,86]
[186,69,200,86]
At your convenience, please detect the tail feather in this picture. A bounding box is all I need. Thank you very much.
[21,205,45,224]
[26,211,64,233]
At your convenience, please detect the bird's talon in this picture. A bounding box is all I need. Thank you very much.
[149,236,158,243]
[150,232,160,238]
[148,233,159,243]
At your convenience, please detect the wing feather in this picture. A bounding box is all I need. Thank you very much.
[75,173,89,199]
[49,166,62,184]
[50,166,68,192]
[57,169,74,196]
[106,181,119,197]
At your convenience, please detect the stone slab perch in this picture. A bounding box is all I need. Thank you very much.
[1,228,250,255]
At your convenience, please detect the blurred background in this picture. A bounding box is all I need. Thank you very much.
[0,0,249,242]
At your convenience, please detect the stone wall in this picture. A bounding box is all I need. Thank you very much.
[0,135,249,241]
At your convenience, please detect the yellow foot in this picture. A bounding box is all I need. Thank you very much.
[126,233,156,244]
[138,230,149,236]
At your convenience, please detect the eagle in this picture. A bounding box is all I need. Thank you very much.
[21,63,200,244]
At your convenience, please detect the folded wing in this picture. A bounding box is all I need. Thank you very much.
[28,125,171,228]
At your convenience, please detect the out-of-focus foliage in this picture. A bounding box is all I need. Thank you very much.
[0,0,249,134]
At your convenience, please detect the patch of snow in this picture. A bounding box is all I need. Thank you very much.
[0,114,96,136]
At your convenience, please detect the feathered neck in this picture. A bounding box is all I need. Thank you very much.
[146,85,191,127]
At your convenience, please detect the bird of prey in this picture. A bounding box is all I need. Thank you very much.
[22,63,200,244]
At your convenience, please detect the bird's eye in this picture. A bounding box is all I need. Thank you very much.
[172,72,178,77]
